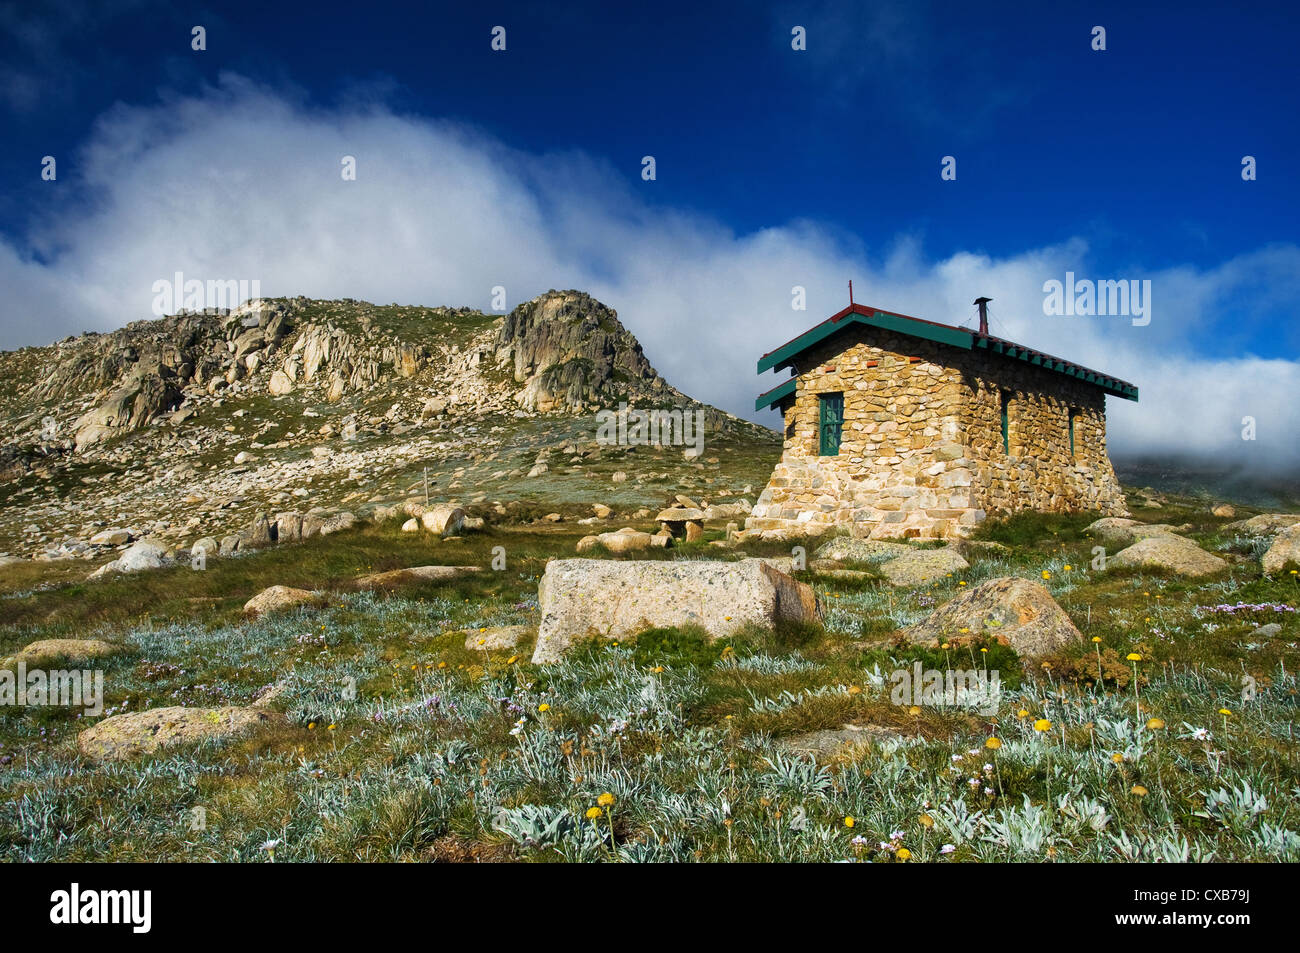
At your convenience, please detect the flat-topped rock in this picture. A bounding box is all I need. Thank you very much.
[1225,513,1300,538]
[465,625,531,651]
[78,706,284,761]
[777,723,904,759]
[356,565,481,588]
[1109,535,1227,577]
[814,537,911,564]
[4,638,122,668]
[656,507,705,523]
[576,527,657,554]
[879,547,970,587]
[532,558,821,663]
[1086,518,1182,546]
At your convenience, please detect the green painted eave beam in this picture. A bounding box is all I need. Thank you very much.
[755,376,797,411]
[975,331,1137,401]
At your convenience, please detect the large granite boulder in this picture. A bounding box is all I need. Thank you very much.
[466,625,531,651]
[1085,518,1182,546]
[78,706,284,761]
[421,505,465,537]
[1223,513,1300,538]
[879,547,970,587]
[1109,535,1227,576]
[814,537,911,564]
[1262,524,1300,574]
[90,540,167,577]
[902,576,1082,657]
[532,558,822,663]
[356,565,480,588]
[575,527,656,554]
[72,367,180,452]
[244,585,317,616]
[3,638,122,668]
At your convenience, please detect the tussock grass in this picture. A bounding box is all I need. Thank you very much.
[2,506,1297,862]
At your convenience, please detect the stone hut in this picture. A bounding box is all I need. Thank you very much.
[745,298,1138,540]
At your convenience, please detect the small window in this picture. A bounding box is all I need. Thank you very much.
[1068,408,1078,457]
[999,390,1011,455]
[818,393,844,456]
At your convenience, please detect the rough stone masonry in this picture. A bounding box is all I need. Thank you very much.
[746,301,1138,540]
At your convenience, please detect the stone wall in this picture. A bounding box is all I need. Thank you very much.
[745,324,1128,539]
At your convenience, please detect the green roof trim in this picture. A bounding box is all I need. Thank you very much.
[973,336,1137,400]
[756,310,970,374]
[755,376,796,411]
[754,304,1138,405]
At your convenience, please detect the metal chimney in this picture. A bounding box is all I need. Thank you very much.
[974,296,991,337]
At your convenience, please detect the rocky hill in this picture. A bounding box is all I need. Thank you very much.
[0,291,779,561]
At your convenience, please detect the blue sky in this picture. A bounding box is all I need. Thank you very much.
[1,0,1298,466]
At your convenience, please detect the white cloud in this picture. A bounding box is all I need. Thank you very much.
[2,74,1297,472]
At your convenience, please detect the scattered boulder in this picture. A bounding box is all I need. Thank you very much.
[532,558,821,663]
[465,625,531,651]
[78,706,284,761]
[4,638,122,668]
[421,505,465,537]
[814,537,911,564]
[91,540,167,577]
[247,513,274,545]
[89,528,131,547]
[268,370,295,395]
[1086,518,1181,546]
[591,503,611,519]
[274,512,304,542]
[1262,524,1300,574]
[219,534,242,556]
[1254,623,1283,638]
[244,585,317,616]
[1222,513,1300,538]
[527,462,549,478]
[318,511,357,536]
[401,518,420,533]
[1109,535,1227,577]
[879,547,969,587]
[1212,503,1236,518]
[778,723,904,759]
[191,537,219,559]
[902,576,1082,657]
[356,565,481,589]
[577,527,656,554]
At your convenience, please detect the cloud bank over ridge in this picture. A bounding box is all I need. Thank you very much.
[2,74,1296,472]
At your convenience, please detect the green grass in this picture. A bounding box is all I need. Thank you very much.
[1,506,1298,862]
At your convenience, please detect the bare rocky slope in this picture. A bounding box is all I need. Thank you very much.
[0,290,779,562]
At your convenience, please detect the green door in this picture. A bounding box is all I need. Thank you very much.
[819,393,843,456]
